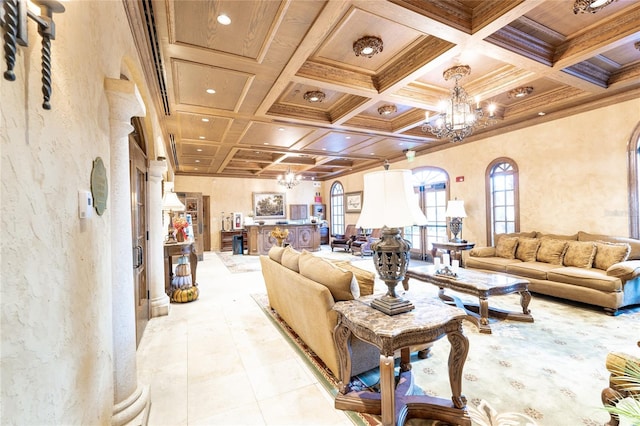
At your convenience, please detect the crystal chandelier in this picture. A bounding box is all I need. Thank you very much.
[421,65,496,143]
[277,167,302,189]
[573,0,617,14]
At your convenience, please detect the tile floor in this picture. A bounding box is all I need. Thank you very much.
[137,248,372,426]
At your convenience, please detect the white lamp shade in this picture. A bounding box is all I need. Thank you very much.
[357,169,428,228]
[444,200,467,218]
[162,191,185,211]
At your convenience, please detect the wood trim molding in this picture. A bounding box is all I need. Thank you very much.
[628,122,640,239]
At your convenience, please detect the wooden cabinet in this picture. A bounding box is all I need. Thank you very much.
[289,204,308,220]
[245,224,320,255]
[220,230,248,252]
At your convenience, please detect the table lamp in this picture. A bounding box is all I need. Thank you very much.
[444,199,467,242]
[357,166,428,315]
[162,188,185,243]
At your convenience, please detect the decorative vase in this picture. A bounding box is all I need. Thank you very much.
[176,230,185,242]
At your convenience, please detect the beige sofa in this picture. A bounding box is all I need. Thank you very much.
[260,246,380,378]
[466,231,640,314]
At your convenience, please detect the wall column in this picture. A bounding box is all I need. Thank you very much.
[105,78,150,426]
[148,160,170,317]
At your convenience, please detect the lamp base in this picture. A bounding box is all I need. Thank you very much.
[371,294,414,316]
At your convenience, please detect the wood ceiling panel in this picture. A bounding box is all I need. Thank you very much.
[172,0,284,60]
[313,6,425,73]
[347,138,410,158]
[239,122,315,148]
[278,82,346,109]
[177,113,232,142]
[179,142,219,157]
[173,60,254,111]
[300,132,372,153]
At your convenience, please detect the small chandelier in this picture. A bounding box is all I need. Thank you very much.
[421,65,496,143]
[277,167,302,189]
[353,36,383,58]
[508,86,534,99]
[303,90,325,103]
[573,0,617,14]
[378,104,397,116]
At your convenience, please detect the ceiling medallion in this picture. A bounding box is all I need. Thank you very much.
[377,105,397,116]
[573,0,617,14]
[508,86,534,99]
[421,65,497,143]
[353,36,383,58]
[303,90,325,103]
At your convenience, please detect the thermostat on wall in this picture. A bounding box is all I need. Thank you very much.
[78,190,93,219]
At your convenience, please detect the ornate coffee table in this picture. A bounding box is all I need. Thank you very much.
[404,265,533,334]
[333,294,471,426]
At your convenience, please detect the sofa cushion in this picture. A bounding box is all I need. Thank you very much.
[299,251,356,301]
[464,256,521,273]
[547,267,622,292]
[332,260,375,296]
[593,241,631,271]
[515,238,540,262]
[281,246,301,272]
[496,236,519,259]
[469,247,496,257]
[563,241,596,268]
[506,261,558,280]
[268,245,286,263]
[536,239,568,265]
[578,231,640,260]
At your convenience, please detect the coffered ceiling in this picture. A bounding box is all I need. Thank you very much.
[124,0,640,181]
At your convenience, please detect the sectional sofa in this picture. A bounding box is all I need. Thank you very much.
[465,231,640,314]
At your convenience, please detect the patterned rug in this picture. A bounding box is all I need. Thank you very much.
[217,251,263,273]
[253,290,640,426]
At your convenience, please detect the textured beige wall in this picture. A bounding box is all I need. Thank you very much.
[178,100,639,249]
[1,2,161,424]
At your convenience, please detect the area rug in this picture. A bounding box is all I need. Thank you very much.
[252,291,640,426]
[217,251,263,273]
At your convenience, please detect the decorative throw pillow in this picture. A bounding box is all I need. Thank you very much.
[593,241,631,271]
[536,239,568,264]
[280,246,301,272]
[515,238,540,262]
[332,260,375,296]
[495,236,519,259]
[563,241,596,268]
[268,245,285,263]
[299,251,355,301]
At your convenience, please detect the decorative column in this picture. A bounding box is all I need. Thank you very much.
[148,160,170,317]
[105,78,150,426]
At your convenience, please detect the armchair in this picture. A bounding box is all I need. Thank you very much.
[351,228,382,257]
[602,341,640,426]
[330,224,357,252]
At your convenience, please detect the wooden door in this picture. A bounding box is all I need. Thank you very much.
[129,140,149,347]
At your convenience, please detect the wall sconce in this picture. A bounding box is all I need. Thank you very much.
[2,0,65,109]
[403,149,416,162]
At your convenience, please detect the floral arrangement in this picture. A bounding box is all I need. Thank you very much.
[173,217,189,241]
[270,227,289,246]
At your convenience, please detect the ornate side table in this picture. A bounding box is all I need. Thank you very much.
[333,294,471,426]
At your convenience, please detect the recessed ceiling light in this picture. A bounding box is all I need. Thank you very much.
[196,148,203,152]
[353,36,383,58]
[201,118,209,122]
[538,112,546,116]
[370,152,375,155]
[206,88,216,94]
[378,104,397,116]
[303,90,325,103]
[199,136,205,139]
[278,127,284,131]
[508,86,534,99]
[194,168,199,171]
[264,142,269,145]
[346,136,351,139]
[217,14,231,25]
[195,160,200,163]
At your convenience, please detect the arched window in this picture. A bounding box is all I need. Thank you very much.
[407,167,449,260]
[330,181,345,236]
[628,122,640,238]
[486,158,520,245]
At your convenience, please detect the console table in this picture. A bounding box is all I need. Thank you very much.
[163,242,197,296]
[245,223,320,255]
[333,294,470,426]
